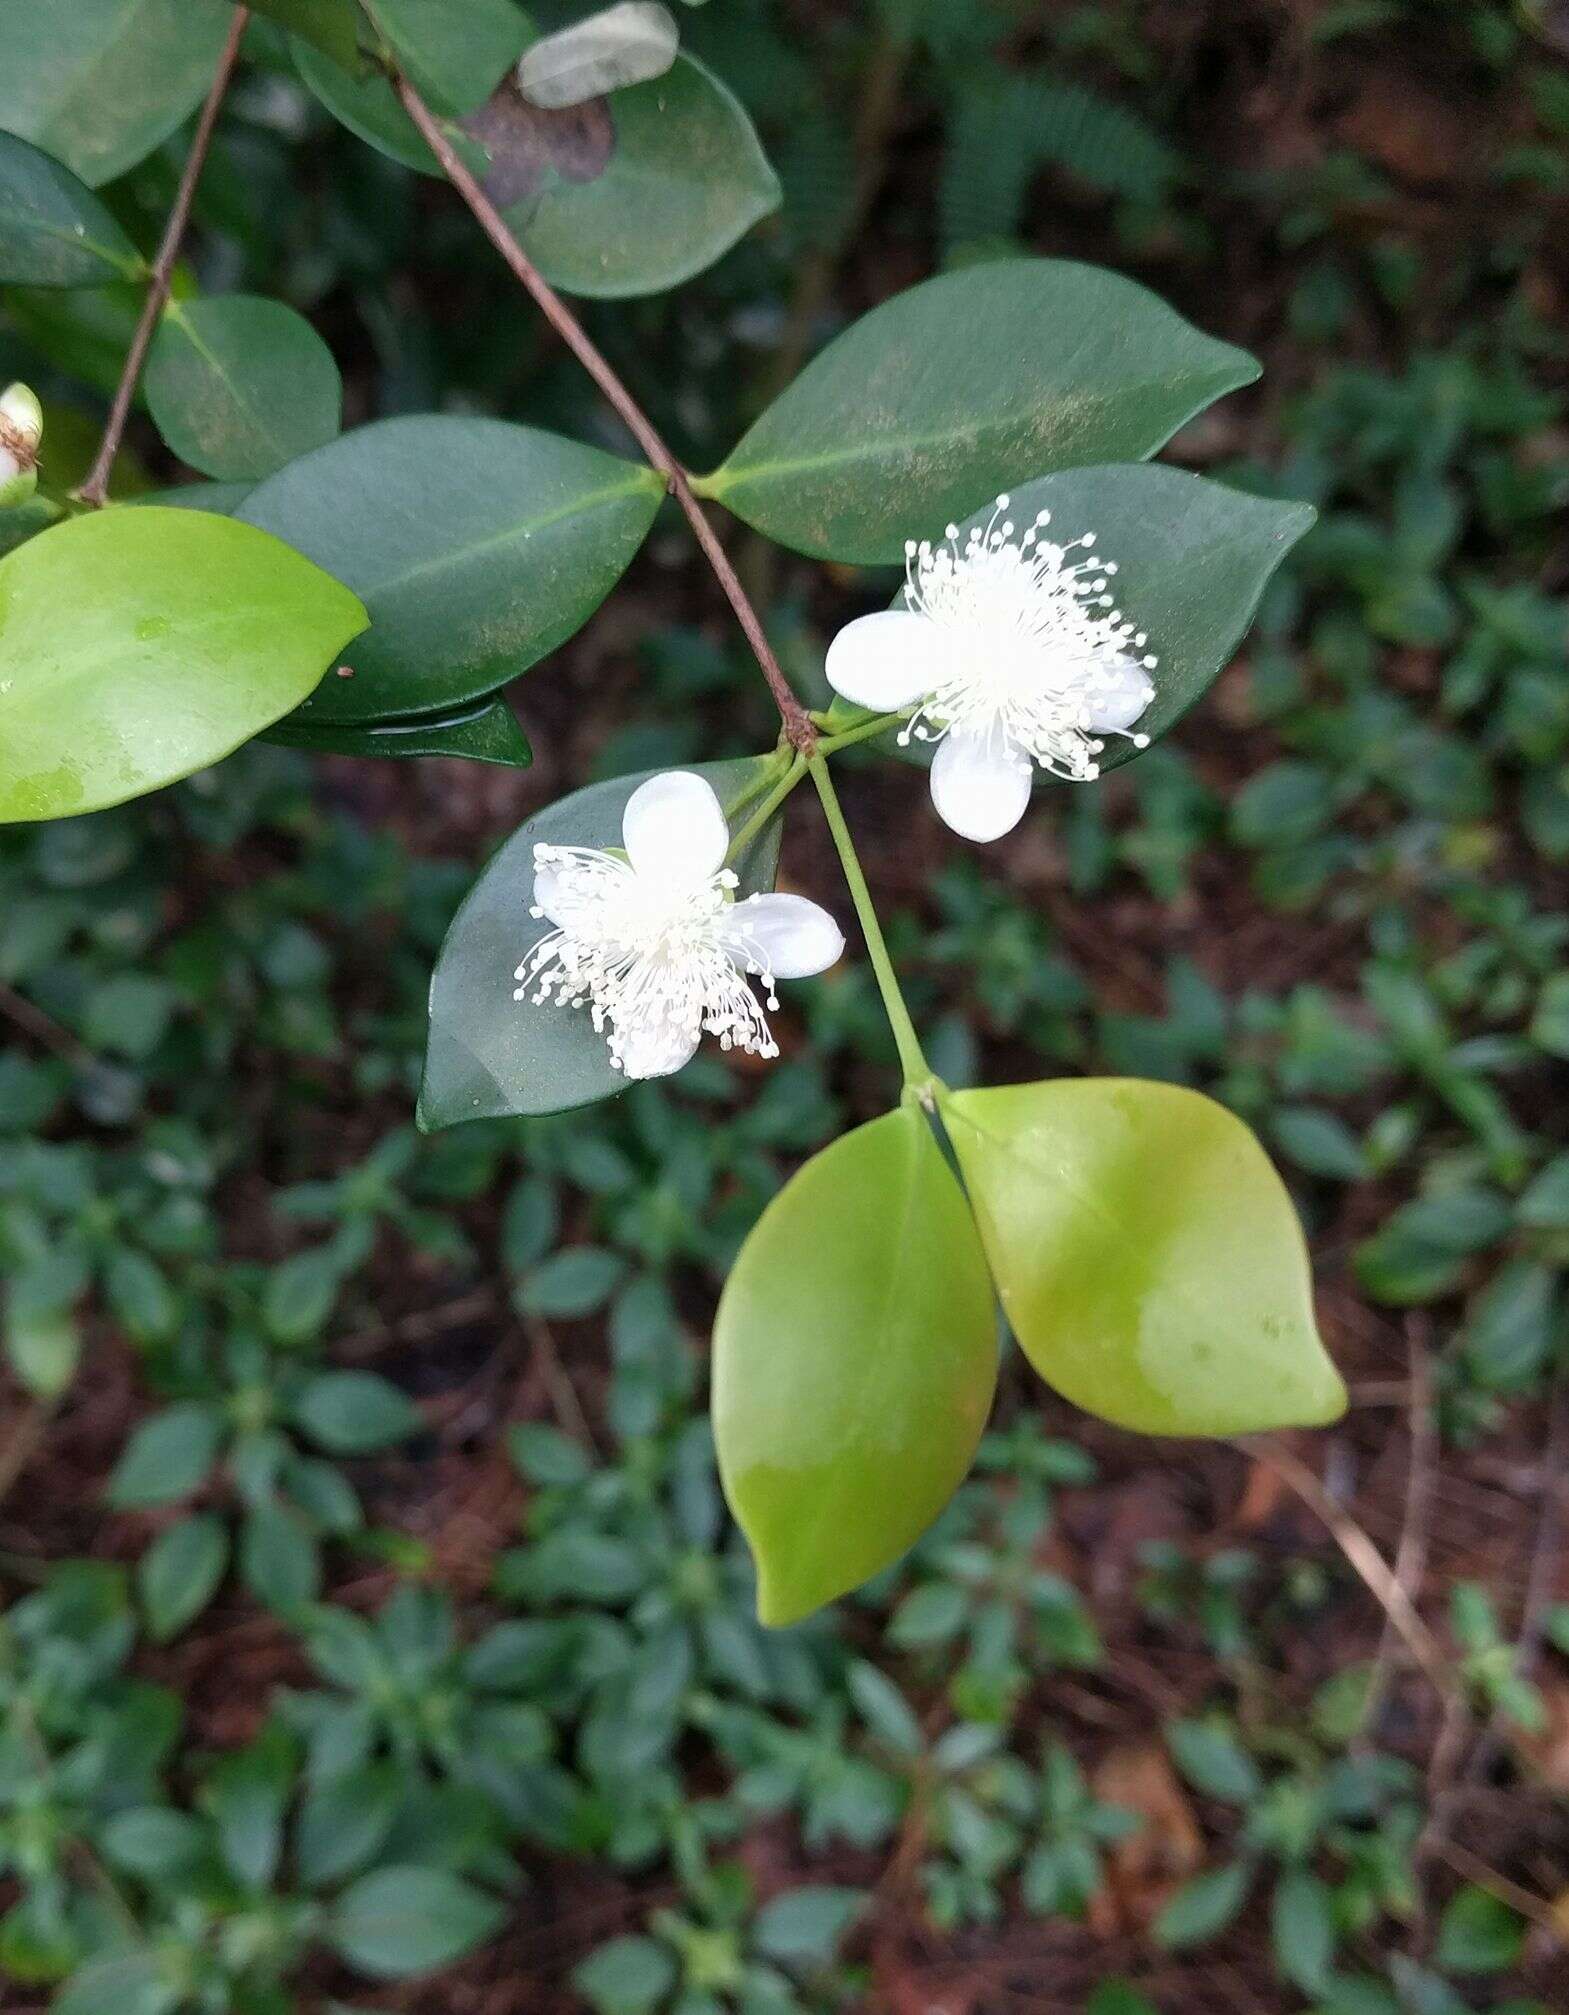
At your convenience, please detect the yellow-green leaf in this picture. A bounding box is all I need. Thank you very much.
[714,1106,998,1626]
[0,508,366,822]
[941,1078,1346,1436]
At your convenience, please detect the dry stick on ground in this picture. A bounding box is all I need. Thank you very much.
[0,978,96,1070]
[1237,1432,1457,1703]
[1415,1373,1569,1907]
[392,73,818,757]
[1357,1315,1437,1744]
[75,5,251,507]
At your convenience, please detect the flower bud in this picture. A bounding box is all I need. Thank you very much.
[0,383,43,509]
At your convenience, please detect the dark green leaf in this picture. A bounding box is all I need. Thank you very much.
[264,694,533,768]
[0,0,234,188]
[363,0,530,114]
[238,416,661,723]
[0,130,144,286]
[145,295,343,482]
[470,58,781,299]
[699,261,1259,562]
[247,0,375,69]
[572,1936,678,2015]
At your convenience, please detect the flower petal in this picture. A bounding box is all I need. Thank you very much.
[622,770,728,881]
[825,609,952,712]
[1086,655,1155,733]
[930,728,1033,843]
[723,893,845,979]
[531,854,571,926]
[614,1018,702,1080]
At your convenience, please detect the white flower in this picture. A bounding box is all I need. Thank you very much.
[825,496,1158,843]
[515,770,844,1080]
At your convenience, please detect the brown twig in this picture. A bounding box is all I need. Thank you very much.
[1238,1433,1457,1704]
[392,72,817,756]
[74,7,250,507]
[1358,1317,1437,1741]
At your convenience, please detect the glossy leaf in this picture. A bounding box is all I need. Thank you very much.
[0,131,144,287]
[713,1105,998,1626]
[419,758,783,1128]
[265,695,532,768]
[238,416,662,722]
[698,261,1260,562]
[0,508,367,822]
[363,0,531,113]
[471,58,780,299]
[0,0,234,189]
[878,465,1315,778]
[941,1078,1346,1436]
[144,296,343,482]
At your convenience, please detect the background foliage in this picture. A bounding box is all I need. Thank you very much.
[2,0,1568,2009]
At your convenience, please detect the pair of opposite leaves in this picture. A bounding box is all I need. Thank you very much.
[714,1076,1346,1627]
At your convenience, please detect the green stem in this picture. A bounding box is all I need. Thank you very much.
[726,754,805,865]
[808,755,930,1090]
[815,708,911,757]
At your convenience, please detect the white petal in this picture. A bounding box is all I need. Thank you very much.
[723,893,844,979]
[1085,655,1155,733]
[930,728,1033,843]
[614,1018,701,1080]
[824,609,953,712]
[531,856,571,926]
[622,770,728,882]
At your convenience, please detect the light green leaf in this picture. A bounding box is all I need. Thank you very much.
[698,261,1259,562]
[0,0,234,188]
[328,1864,504,1978]
[420,757,783,1128]
[1434,1885,1527,1974]
[145,295,343,482]
[238,416,661,723]
[0,507,367,823]
[0,131,144,286]
[138,1513,229,1642]
[941,1078,1346,1436]
[471,57,781,299]
[1273,1867,1337,1997]
[264,694,533,768]
[363,0,531,114]
[714,1105,998,1626]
